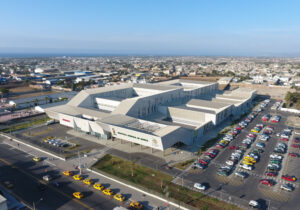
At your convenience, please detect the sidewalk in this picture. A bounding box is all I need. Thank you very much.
[68,129,195,165]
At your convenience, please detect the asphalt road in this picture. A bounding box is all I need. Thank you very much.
[0,143,118,210]
[182,99,300,210]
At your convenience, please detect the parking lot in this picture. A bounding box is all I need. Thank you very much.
[180,98,300,209]
[13,123,103,158]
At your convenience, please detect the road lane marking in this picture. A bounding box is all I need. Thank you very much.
[0,158,94,210]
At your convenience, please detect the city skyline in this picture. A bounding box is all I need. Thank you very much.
[1,0,300,56]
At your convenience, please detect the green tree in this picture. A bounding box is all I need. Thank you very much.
[34,98,39,106]
[0,88,9,96]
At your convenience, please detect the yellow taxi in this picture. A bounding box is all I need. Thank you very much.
[33,157,41,162]
[113,193,125,202]
[63,170,73,176]
[43,136,53,142]
[219,140,229,145]
[244,157,256,163]
[251,129,259,133]
[73,174,83,181]
[73,192,84,199]
[93,183,104,191]
[102,188,114,196]
[83,178,93,185]
[242,161,253,166]
[130,201,143,209]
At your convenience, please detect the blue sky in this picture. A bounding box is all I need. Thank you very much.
[0,0,300,56]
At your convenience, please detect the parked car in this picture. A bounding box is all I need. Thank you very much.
[235,171,248,178]
[259,179,275,186]
[193,183,207,191]
[256,142,265,148]
[43,175,53,182]
[292,144,300,148]
[265,172,277,177]
[281,175,297,182]
[288,153,298,158]
[280,183,294,192]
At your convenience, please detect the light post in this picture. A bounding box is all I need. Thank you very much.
[33,197,43,210]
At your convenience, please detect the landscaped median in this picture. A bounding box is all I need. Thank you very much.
[92,154,241,210]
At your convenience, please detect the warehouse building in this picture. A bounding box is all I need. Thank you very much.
[45,79,256,151]
[9,91,77,110]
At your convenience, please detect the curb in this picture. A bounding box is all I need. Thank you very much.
[87,168,190,210]
[0,133,66,161]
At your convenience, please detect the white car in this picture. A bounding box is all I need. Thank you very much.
[194,183,207,191]
[43,175,53,182]
[280,184,293,192]
[249,200,260,208]
[226,160,234,166]
[240,164,253,171]
[270,154,283,160]
[267,164,280,169]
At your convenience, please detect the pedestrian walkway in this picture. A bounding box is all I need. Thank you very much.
[67,129,194,164]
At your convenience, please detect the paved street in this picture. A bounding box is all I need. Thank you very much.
[0,136,182,210]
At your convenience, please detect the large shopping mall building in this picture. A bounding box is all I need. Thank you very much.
[45,79,256,151]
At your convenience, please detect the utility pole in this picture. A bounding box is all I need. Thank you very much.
[78,150,82,174]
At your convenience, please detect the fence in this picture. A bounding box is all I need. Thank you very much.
[89,166,197,210]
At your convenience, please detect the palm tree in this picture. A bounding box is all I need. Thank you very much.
[45,96,49,104]
[131,160,136,177]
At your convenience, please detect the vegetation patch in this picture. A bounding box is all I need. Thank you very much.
[174,159,195,170]
[0,117,50,133]
[284,91,300,109]
[93,154,240,210]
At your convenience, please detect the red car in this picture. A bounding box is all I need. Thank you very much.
[259,179,274,186]
[236,126,242,131]
[248,133,257,138]
[281,175,297,182]
[216,144,224,149]
[265,172,277,177]
[280,138,289,142]
[288,153,298,158]
[204,153,215,159]
[293,139,300,143]
[199,159,210,165]
[229,146,237,150]
[292,144,300,148]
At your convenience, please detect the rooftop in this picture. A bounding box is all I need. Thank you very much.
[187,99,231,110]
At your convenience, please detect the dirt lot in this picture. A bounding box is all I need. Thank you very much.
[9,86,35,93]
[9,91,58,100]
